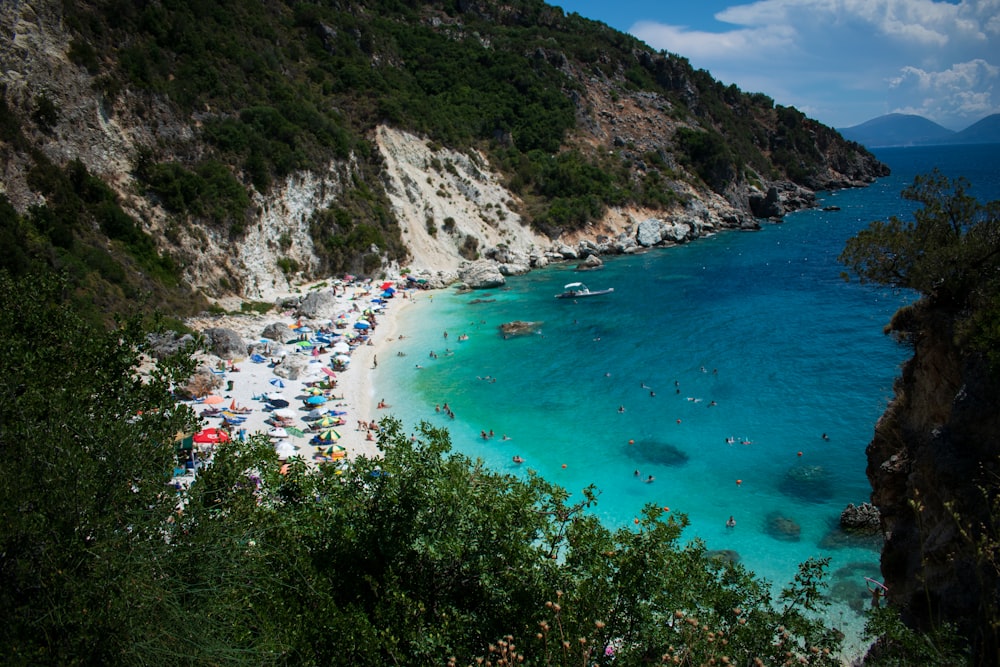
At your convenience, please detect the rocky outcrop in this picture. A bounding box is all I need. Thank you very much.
[262,322,290,343]
[867,302,1000,651]
[202,327,245,360]
[296,290,339,319]
[145,331,198,360]
[458,260,506,288]
[840,502,881,532]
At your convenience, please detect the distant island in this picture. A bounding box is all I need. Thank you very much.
[839,112,1000,148]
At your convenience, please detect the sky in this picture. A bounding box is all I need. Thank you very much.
[553,0,1000,130]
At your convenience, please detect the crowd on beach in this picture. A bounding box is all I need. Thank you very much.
[170,276,419,485]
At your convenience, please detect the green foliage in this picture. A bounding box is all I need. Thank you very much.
[839,171,1000,363]
[862,607,970,666]
[32,93,59,133]
[0,271,199,664]
[309,182,405,277]
[142,159,251,235]
[675,127,735,193]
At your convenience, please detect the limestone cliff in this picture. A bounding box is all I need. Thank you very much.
[868,300,1000,654]
[0,0,888,308]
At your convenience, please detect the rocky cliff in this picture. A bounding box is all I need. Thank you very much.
[0,0,887,306]
[868,299,1000,655]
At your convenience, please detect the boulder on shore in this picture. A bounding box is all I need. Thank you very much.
[459,260,506,288]
[202,327,245,360]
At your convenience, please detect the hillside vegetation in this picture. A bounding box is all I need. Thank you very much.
[0,0,882,323]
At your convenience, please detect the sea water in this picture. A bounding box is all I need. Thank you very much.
[372,144,1000,649]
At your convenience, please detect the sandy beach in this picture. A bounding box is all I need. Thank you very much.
[178,278,422,466]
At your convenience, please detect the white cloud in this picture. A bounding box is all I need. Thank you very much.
[888,59,1000,125]
[627,0,999,128]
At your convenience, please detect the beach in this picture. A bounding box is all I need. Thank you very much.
[178,277,423,466]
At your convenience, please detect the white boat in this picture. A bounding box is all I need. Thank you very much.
[555,282,614,299]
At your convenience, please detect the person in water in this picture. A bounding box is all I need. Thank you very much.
[726,516,736,528]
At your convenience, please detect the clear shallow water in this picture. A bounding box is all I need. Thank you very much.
[373,144,1000,645]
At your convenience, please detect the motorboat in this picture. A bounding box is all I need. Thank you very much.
[555,282,614,299]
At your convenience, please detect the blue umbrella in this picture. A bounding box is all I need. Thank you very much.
[305,395,327,405]
[354,321,370,330]
[269,378,285,388]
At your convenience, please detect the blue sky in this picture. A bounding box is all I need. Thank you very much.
[554,0,1000,130]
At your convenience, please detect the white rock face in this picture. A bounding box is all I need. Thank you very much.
[375,126,550,274]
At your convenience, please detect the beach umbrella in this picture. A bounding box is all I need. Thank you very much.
[304,408,326,421]
[193,427,230,444]
[269,378,285,388]
[267,392,287,402]
[305,395,327,405]
[313,415,338,428]
[332,342,350,354]
[321,367,337,378]
[354,321,370,330]
[203,395,225,405]
[268,426,289,439]
[316,428,341,441]
[334,354,351,364]
[273,408,297,419]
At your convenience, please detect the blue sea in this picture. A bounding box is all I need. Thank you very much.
[373,144,1000,649]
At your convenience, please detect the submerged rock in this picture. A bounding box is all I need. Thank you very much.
[765,511,801,541]
[499,320,538,336]
[706,549,741,565]
[778,464,834,502]
[624,439,690,467]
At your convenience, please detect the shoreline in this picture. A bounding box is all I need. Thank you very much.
[180,278,424,465]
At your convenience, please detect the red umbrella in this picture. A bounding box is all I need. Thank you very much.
[193,428,230,444]
[321,367,336,377]
[203,395,225,405]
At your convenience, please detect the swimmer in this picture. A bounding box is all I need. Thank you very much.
[645,475,655,483]
[512,455,524,464]
[618,405,626,413]
[726,516,736,528]
[822,433,830,441]
[502,434,511,441]
[634,469,640,477]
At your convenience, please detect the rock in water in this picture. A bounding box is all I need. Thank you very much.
[840,502,881,533]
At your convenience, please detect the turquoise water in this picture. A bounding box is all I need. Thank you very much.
[373,144,1000,644]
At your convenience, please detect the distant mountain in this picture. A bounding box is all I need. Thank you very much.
[838,113,955,147]
[839,112,1000,148]
[953,114,1000,145]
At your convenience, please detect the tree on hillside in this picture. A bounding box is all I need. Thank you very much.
[0,272,200,663]
[840,171,1000,363]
